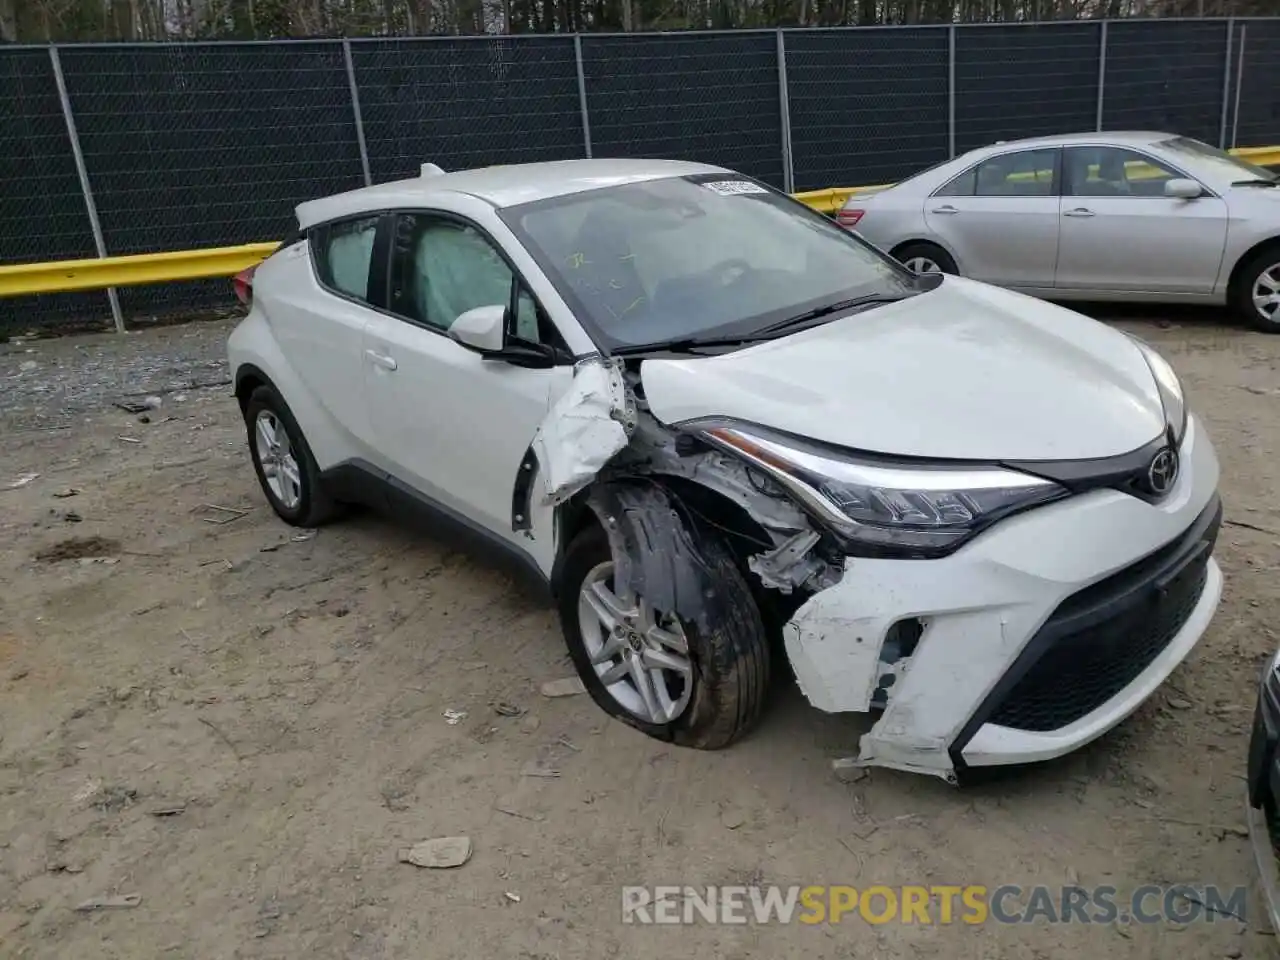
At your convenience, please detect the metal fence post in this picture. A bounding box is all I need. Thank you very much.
[1231,23,1246,149]
[776,29,795,195]
[343,40,372,187]
[947,26,956,158]
[49,45,124,334]
[1095,21,1108,132]
[574,35,593,159]
[1219,18,1234,148]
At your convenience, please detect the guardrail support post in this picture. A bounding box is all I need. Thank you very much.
[1230,22,1245,150]
[574,35,593,159]
[777,29,795,195]
[947,25,956,158]
[343,39,372,187]
[1219,18,1234,149]
[50,45,124,334]
[1095,21,1107,132]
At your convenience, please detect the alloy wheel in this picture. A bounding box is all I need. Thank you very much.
[254,410,302,511]
[577,561,694,724]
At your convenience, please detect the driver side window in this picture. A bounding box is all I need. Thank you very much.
[389,214,514,332]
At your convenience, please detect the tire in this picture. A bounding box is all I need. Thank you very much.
[1233,244,1280,333]
[558,523,770,750]
[243,384,340,527]
[894,241,958,276]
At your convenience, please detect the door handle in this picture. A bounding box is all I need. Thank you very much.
[930,205,959,215]
[365,349,398,371]
[1063,207,1096,218]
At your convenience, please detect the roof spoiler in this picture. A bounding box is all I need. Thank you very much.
[420,163,446,178]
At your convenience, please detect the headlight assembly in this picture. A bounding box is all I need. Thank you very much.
[688,420,1067,558]
[1132,339,1187,447]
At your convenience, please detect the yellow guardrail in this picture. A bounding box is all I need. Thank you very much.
[0,242,279,298]
[3,145,1279,298]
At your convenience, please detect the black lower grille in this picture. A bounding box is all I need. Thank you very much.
[963,495,1223,738]
[989,561,1208,731]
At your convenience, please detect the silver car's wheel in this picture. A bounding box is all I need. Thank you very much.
[894,242,958,277]
[577,561,693,724]
[1251,260,1280,324]
[254,410,302,511]
[903,255,941,275]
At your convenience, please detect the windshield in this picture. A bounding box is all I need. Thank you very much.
[1156,136,1277,183]
[499,174,917,350]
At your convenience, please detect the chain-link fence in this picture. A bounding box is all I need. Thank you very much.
[2,19,1279,334]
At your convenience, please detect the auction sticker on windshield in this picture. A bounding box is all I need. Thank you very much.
[701,179,770,196]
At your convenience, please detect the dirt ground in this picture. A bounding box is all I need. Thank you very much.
[2,309,1280,959]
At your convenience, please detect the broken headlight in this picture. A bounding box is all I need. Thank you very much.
[691,421,1067,558]
[1132,338,1187,446]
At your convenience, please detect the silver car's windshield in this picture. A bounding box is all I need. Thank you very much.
[500,174,917,351]
[1156,136,1277,183]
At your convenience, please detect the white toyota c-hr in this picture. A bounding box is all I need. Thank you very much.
[228,158,1223,783]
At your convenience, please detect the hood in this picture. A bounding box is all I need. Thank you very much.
[639,277,1166,462]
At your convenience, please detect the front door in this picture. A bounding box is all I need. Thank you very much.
[1055,145,1230,295]
[361,211,574,550]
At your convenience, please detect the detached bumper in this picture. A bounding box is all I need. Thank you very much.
[782,415,1223,781]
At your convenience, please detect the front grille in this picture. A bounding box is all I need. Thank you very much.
[989,560,1208,731]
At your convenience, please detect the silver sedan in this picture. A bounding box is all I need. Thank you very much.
[839,131,1280,331]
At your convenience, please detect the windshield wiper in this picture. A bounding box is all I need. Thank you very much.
[610,293,911,357]
[1232,178,1278,187]
[749,293,907,339]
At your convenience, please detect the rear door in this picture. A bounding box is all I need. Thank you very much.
[262,213,388,459]
[1054,145,1229,294]
[924,147,1062,287]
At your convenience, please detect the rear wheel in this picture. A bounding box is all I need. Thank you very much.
[558,524,770,749]
[244,384,340,527]
[1234,245,1280,333]
[894,241,958,277]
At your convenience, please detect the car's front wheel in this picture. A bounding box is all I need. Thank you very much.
[558,524,770,749]
[243,384,339,527]
[1235,244,1280,333]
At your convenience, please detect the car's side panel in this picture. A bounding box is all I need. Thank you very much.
[228,247,376,473]
[1055,195,1230,295]
[360,311,572,563]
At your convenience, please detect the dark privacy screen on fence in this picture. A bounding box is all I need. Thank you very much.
[353,37,584,183]
[1101,20,1230,147]
[2,18,1280,332]
[954,24,1101,154]
[785,28,949,192]
[581,33,783,188]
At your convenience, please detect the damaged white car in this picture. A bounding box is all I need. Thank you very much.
[228,158,1224,782]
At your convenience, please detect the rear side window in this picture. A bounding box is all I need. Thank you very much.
[935,148,1058,198]
[311,216,380,303]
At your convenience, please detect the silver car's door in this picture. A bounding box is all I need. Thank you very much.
[1055,145,1229,294]
[923,147,1062,287]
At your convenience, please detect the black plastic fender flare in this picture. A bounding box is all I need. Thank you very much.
[584,480,724,624]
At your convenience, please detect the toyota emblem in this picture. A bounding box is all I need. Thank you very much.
[1146,448,1179,496]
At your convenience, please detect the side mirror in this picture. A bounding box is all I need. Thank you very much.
[449,304,507,353]
[1165,178,1202,200]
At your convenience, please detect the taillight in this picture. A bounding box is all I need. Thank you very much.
[233,266,256,307]
[836,208,865,229]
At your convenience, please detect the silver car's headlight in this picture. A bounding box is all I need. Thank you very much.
[1133,339,1187,446]
[689,421,1067,558]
